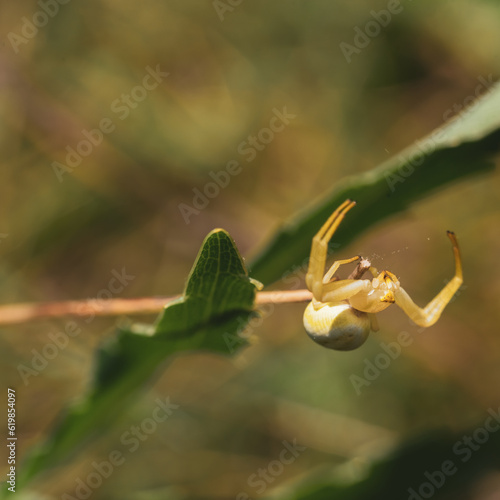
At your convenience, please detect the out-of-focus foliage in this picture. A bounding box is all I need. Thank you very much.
[1,0,500,499]
[267,429,500,500]
[251,83,500,285]
[17,80,500,495]
[19,229,258,484]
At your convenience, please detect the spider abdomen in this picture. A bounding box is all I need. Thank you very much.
[303,301,371,351]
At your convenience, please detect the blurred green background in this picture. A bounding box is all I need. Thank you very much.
[1,0,500,498]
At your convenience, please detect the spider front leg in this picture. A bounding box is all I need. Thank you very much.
[394,231,463,327]
[305,199,357,300]
[323,255,361,284]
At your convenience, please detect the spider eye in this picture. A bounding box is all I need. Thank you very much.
[380,291,395,303]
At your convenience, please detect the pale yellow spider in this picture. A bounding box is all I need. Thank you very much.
[303,199,463,350]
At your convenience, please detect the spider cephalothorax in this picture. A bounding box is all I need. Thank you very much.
[304,200,463,351]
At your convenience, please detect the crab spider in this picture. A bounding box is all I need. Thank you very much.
[303,199,463,351]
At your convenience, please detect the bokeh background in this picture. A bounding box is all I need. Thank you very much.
[1,0,500,498]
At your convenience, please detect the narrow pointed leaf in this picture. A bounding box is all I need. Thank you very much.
[20,229,258,484]
[250,84,500,285]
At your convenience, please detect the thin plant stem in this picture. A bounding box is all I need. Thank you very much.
[0,289,313,326]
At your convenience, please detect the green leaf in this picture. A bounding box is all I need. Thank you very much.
[249,84,500,285]
[265,426,500,500]
[20,229,258,485]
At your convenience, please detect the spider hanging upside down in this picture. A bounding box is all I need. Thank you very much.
[303,199,463,351]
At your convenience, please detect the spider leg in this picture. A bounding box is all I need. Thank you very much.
[306,199,356,300]
[369,313,380,332]
[321,278,372,303]
[393,231,463,327]
[323,255,361,284]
